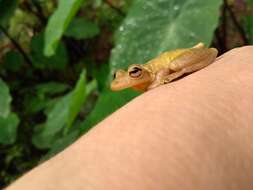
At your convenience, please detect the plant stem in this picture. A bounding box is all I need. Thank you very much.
[0,25,33,67]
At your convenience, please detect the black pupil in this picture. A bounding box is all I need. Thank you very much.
[130,67,140,74]
[129,67,141,77]
[113,72,116,79]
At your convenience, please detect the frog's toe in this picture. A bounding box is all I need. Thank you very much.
[163,78,173,84]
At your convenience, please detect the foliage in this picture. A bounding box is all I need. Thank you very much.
[31,32,68,69]
[0,113,19,145]
[65,18,100,40]
[44,0,85,56]
[0,0,18,26]
[0,79,11,117]
[0,0,253,188]
[0,79,19,145]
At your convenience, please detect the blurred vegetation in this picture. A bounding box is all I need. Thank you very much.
[0,0,252,187]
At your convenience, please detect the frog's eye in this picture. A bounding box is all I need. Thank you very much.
[129,67,142,78]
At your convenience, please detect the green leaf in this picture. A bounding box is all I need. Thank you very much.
[92,63,109,91]
[44,0,85,56]
[66,70,86,130]
[32,124,55,149]
[0,113,19,145]
[33,71,89,148]
[86,79,97,95]
[31,33,68,70]
[64,18,100,39]
[32,95,72,148]
[0,0,18,26]
[42,94,71,137]
[110,0,222,71]
[80,0,222,133]
[3,51,24,72]
[0,78,11,118]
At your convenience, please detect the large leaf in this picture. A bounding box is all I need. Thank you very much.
[80,0,222,132]
[44,0,85,56]
[110,0,222,71]
[64,18,100,40]
[0,113,19,145]
[0,0,18,26]
[0,79,11,118]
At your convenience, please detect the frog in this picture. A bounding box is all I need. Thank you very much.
[110,42,218,91]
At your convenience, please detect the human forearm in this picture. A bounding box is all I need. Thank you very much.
[7,46,253,190]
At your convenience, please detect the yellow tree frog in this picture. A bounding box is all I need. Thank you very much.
[110,42,218,91]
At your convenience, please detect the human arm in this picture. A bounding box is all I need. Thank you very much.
[6,46,253,190]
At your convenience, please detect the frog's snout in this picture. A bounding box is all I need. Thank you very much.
[110,80,120,91]
[110,79,126,91]
[111,75,134,91]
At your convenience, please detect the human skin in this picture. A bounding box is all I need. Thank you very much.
[6,46,253,190]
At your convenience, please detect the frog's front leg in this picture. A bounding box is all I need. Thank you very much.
[147,69,171,90]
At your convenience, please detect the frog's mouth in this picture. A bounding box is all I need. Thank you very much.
[131,82,151,91]
[110,77,135,91]
[110,75,151,91]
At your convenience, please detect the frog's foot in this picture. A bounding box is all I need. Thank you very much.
[149,72,184,89]
[193,42,205,49]
[147,81,163,90]
[147,69,171,90]
[163,71,184,83]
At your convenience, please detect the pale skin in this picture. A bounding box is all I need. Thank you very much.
[6,46,253,190]
[110,42,218,91]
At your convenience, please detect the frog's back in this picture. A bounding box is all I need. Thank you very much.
[144,48,188,73]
